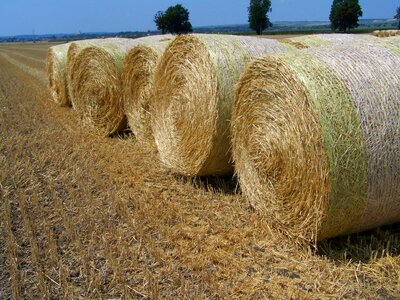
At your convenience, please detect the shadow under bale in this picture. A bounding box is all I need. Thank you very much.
[175,175,240,195]
[317,223,400,263]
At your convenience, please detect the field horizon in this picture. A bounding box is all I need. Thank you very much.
[0,18,397,43]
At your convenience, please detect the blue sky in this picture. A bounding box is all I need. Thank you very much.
[0,0,398,36]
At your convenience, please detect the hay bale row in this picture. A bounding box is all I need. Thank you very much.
[152,34,287,176]
[46,34,400,242]
[232,39,400,242]
[372,30,400,37]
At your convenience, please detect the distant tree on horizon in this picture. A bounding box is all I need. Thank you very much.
[394,6,400,29]
[248,0,272,35]
[154,4,193,34]
[154,11,168,34]
[329,0,363,33]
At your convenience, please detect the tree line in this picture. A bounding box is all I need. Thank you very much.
[154,1,400,35]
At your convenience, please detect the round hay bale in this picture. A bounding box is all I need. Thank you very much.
[67,38,134,104]
[372,30,380,37]
[153,34,286,176]
[232,40,400,243]
[46,43,71,106]
[121,35,173,141]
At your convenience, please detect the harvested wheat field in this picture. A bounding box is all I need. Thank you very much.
[0,41,400,299]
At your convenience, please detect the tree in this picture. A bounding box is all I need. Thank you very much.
[248,0,272,35]
[329,0,363,32]
[154,11,167,34]
[394,6,400,29]
[154,4,193,34]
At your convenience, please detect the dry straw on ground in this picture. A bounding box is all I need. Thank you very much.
[232,38,400,243]
[153,34,286,176]
[70,36,167,136]
[46,43,71,106]
[121,35,173,141]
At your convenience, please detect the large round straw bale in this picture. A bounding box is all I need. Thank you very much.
[67,38,129,103]
[46,43,71,106]
[71,39,141,135]
[232,40,400,242]
[71,36,169,136]
[372,30,380,37]
[153,34,286,176]
[121,35,173,141]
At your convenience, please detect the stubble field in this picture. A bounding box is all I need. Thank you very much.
[0,42,399,299]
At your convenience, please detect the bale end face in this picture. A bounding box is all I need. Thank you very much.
[71,46,126,136]
[232,57,331,243]
[122,46,160,141]
[153,35,230,176]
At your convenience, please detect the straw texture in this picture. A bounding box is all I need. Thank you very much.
[122,35,173,141]
[232,39,400,242]
[376,36,400,56]
[67,38,131,103]
[281,34,376,49]
[46,43,71,106]
[70,36,168,136]
[153,34,286,176]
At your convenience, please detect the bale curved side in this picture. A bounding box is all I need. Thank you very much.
[122,37,173,141]
[232,41,400,242]
[46,43,71,106]
[153,34,286,176]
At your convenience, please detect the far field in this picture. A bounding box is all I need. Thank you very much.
[0,40,399,299]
